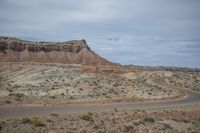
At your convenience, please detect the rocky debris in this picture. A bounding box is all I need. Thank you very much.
[0,36,113,65]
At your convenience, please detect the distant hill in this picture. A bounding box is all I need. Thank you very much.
[0,36,114,65]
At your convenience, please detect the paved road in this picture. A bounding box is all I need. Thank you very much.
[0,78,200,119]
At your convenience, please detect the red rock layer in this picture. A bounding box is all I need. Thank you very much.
[0,36,113,65]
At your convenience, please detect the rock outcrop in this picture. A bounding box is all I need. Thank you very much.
[0,36,113,65]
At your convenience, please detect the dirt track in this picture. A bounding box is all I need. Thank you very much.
[0,78,200,119]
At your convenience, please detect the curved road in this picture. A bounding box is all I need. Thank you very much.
[0,78,200,119]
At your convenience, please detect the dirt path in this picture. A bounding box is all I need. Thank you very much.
[0,78,200,119]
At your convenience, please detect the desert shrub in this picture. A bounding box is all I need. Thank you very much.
[9,93,25,98]
[4,100,11,104]
[107,129,120,133]
[132,109,145,113]
[79,88,83,91]
[79,112,93,122]
[123,122,134,132]
[15,97,23,101]
[113,83,119,87]
[7,88,13,92]
[50,96,56,99]
[69,96,74,99]
[21,117,31,123]
[15,93,25,101]
[66,83,70,86]
[31,117,46,127]
[143,117,155,123]
[66,131,76,133]
[50,112,59,117]
[133,120,145,126]
[163,123,171,129]
[105,95,111,99]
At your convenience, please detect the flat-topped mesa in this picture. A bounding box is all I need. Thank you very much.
[0,36,89,53]
[0,36,114,65]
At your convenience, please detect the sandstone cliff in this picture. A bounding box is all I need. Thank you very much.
[0,36,113,65]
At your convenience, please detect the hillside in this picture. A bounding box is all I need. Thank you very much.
[0,36,113,65]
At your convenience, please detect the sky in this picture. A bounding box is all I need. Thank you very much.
[0,0,200,68]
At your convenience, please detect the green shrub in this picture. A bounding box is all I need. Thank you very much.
[69,96,74,99]
[50,96,56,99]
[105,95,111,99]
[143,117,155,123]
[9,93,25,101]
[31,117,46,127]
[50,112,59,117]
[79,112,93,122]
[15,93,25,98]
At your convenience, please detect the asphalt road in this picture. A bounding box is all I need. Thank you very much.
[0,78,200,119]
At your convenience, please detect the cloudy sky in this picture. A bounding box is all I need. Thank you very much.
[0,0,200,68]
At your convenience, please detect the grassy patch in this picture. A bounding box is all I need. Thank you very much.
[31,117,46,127]
[79,112,93,122]
[21,116,46,126]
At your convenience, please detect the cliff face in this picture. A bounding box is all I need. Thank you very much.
[0,37,89,52]
[0,36,113,65]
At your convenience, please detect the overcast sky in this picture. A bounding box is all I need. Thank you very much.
[0,0,200,68]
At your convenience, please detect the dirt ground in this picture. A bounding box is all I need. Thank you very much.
[0,62,189,105]
[0,62,200,133]
[1,104,200,133]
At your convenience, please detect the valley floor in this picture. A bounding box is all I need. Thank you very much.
[1,62,195,105]
[0,62,200,133]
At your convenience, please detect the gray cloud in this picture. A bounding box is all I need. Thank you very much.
[0,0,200,68]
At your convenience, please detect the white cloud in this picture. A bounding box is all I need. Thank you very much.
[0,0,200,68]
